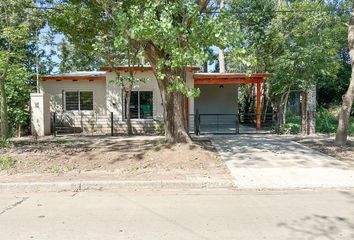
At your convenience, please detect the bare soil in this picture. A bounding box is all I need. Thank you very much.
[297,138,354,167]
[0,136,230,181]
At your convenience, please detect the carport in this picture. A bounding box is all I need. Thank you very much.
[192,73,271,134]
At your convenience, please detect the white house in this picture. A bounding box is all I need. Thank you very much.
[30,66,269,136]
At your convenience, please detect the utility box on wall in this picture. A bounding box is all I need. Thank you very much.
[30,93,51,136]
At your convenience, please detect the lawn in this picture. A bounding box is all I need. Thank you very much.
[0,136,230,182]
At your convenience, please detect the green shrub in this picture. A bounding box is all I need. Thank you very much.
[0,156,17,170]
[155,121,165,135]
[279,107,354,136]
[0,139,11,149]
[281,115,301,134]
[316,107,354,136]
[316,107,338,133]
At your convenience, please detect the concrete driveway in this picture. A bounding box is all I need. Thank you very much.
[212,134,354,189]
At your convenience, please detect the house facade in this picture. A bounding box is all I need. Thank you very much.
[30,66,269,136]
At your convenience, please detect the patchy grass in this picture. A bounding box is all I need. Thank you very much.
[0,139,11,149]
[0,137,230,181]
[297,139,354,166]
[0,156,17,170]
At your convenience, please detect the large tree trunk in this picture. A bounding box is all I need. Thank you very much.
[281,89,290,127]
[144,43,191,143]
[218,0,226,74]
[300,86,317,135]
[158,74,190,143]
[301,91,308,134]
[307,85,316,135]
[336,4,354,144]
[0,78,8,140]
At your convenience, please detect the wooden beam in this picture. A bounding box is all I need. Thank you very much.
[195,78,264,85]
[193,73,271,80]
[256,81,261,130]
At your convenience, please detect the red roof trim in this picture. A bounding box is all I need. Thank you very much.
[193,73,271,85]
[100,66,201,72]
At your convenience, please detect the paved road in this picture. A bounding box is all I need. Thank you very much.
[1,190,354,240]
[212,134,354,189]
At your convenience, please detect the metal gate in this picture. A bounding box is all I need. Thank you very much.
[191,112,275,135]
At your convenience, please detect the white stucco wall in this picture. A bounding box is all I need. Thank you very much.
[40,79,107,115]
[195,84,239,114]
[36,69,196,134]
[106,71,164,121]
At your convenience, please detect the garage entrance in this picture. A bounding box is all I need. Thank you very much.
[192,73,272,134]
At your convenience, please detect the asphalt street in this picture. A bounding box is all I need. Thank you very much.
[0,189,353,240]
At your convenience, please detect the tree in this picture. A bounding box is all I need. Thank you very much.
[336,2,354,144]
[49,0,222,143]
[0,0,38,140]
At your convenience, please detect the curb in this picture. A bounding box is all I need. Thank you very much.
[0,180,236,193]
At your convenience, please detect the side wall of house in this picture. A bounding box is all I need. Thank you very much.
[41,79,107,115]
[38,70,196,135]
[195,84,238,114]
[40,79,108,134]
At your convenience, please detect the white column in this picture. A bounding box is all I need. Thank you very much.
[30,93,51,136]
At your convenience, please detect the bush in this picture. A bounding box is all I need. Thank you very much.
[316,107,354,136]
[280,107,354,136]
[281,115,301,134]
[155,121,165,135]
[0,156,17,170]
[0,139,11,149]
[316,107,338,133]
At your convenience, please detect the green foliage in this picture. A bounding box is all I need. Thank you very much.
[281,115,301,134]
[316,107,354,135]
[0,139,11,148]
[58,38,102,73]
[167,78,200,97]
[0,156,16,170]
[155,121,165,135]
[0,0,42,138]
[316,107,339,133]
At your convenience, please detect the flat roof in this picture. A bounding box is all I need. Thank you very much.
[100,66,201,72]
[39,71,106,81]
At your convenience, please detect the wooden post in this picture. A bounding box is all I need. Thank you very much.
[235,84,239,134]
[256,81,261,130]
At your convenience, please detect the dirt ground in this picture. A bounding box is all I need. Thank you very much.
[297,138,354,167]
[0,136,231,181]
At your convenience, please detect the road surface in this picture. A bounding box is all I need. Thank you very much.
[0,190,354,240]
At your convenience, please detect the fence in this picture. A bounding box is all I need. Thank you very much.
[51,112,159,136]
[191,112,276,135]
[52,111,279,136]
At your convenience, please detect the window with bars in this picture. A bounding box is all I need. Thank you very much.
[64,91,94,111]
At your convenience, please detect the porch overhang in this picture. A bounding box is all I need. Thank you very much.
[193,73,271,85]
[193,73,271,131]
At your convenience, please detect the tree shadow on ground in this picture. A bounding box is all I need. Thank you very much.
[278,214,354,240]
[213,135,352,169]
